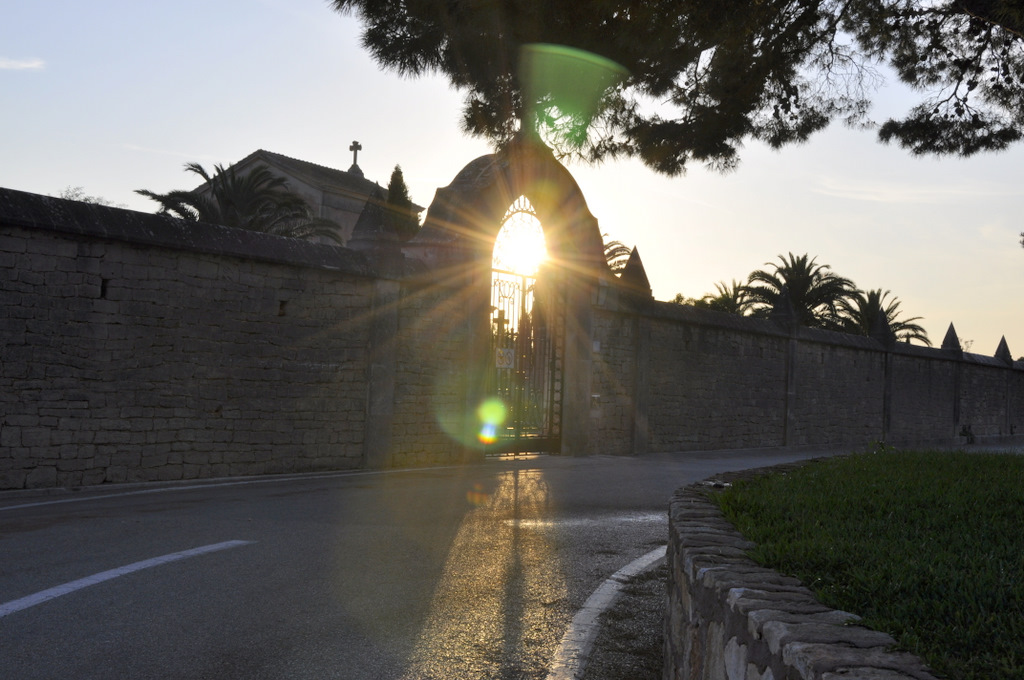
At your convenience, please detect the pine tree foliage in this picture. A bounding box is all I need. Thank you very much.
[332,0,1024,174]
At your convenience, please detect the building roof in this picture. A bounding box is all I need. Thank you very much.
[234,149,384,197]
[230,149,423,211]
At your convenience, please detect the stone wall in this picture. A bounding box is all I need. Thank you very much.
[959,357,1016,437]
[2,186,1022,491]
[887,351,959,443]
[589,294,1024,456]
[666,473,940,680]
[788,336,887,447]
[0,189,469,489]
[641,307,790,452]
[390,272,480,467]
[590,308,638,455]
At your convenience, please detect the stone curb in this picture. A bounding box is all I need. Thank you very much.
[665,460,939,680]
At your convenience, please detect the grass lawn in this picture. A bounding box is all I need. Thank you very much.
[711,448,1024,680]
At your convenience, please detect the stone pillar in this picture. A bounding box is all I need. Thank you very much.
[770,286,799,447]
[462,265,492,464]
[871,311,897,444]
[996,337,1015,437]
[783,336,798,446]
[941,323,964,437]
[618,249,653,456]
[882,351,894,443]
[362,278,399,469]
[632,314,651,455]
[560,275,595,457]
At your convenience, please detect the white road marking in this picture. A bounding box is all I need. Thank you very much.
[546,546,666,680]
[0,540,255,619]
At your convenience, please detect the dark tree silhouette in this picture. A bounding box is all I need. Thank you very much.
[57,186,125,208]
[674,280,752,314]
[332,0,1024,174]
[838,289,932,345]
[603,234,632,273]
[386,165,421,241]
[746,253,856,329]
[700,280,752,315]
[137,163,341,243]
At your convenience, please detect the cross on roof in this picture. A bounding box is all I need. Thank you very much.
[349,140,362,166]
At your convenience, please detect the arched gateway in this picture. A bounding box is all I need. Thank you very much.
[405,140,609,456]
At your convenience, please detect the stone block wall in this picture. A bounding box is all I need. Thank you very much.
[787,335,886,447]
[887,352,958,444]
[2,187,1022,490]
[390,275,479,466]
[1012,367,1024,437]
[0,211,378,488]
[959,359,1016,438]
[632,307,790,452]
[590,297,1024,456]
[666,476,940,680]
[590,308,638,455]
[0,189,483,489]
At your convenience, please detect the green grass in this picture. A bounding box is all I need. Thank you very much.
[711,449,1024,680]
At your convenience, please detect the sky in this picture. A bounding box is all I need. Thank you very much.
[2,0,1022,356]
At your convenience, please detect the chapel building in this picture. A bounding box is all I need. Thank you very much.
[208,148,421,246]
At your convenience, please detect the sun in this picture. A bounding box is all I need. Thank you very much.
[492,196,547,276]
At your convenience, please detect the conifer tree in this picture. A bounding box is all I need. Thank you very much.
[386,164,420,241]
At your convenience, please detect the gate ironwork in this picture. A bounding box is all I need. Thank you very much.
[486,267,564,455]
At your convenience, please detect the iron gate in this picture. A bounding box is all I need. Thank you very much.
[485,268,564,455]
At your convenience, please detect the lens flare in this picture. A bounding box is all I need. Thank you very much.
[466,482,491,507]
[520,43,629,150]
[432,373,511,450]
[476,398,507,444]
[478,423,498,445]
[477,398,506,425]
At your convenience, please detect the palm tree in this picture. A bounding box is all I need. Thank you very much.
[700,280,750,315]
[603,234,632,273]
[838,289,932,345]
[746,252,856,329]
[136,163,342,243]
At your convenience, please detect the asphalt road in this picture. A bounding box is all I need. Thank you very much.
[0,449,836,679]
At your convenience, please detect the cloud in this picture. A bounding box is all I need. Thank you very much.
[813,176,1021,204]
[0,57,45,70]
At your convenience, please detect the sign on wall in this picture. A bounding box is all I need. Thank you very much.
[495,348,515,369]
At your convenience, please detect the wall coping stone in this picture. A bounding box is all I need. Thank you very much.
[666,461,941,680]
[630,295,1022,370]
[0,187,382,278]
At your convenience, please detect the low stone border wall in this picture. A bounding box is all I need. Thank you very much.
[665,468,938,680]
